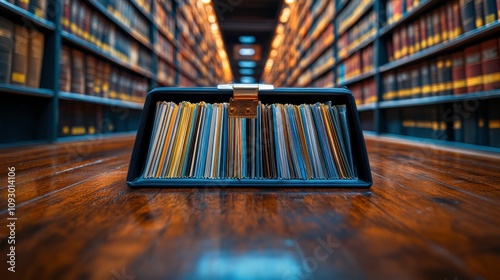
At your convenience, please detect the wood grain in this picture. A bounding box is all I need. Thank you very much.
[0,135,499,279]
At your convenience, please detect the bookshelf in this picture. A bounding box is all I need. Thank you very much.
[0,0,232,146]
[263,0,500,151]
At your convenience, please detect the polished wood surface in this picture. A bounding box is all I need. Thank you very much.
[1,135,499,279]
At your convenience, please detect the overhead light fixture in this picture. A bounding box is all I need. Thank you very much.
[239,36,256,44]
[239,61,257,68]
[208,14,216,23]
[201,0,211,4]
[239,68,254,75]
[270,49,277,58]
[241,76,255,83]
[285,0,294,4]
[239,48,256,56]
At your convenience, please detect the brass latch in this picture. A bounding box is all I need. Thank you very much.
[217,84,274,118]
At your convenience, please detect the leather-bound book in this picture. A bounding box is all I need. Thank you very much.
[464,45,483,92]
[480,39,500,91]
[452,51,467,94]
[460,0,476,32]
[26,30,44,88]
[0,17,14,84]
[11,25,29,85]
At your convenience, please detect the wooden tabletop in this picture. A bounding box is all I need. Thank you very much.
[1,135,499,279]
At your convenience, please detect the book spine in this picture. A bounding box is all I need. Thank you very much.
[420,17,427,49]
[480,39,500,91]
[498,0,500,19]
[11,25,29,85]
[430,60,439,96]
[465,45,484,92]
[29,0,46,18]
[71,49,85,94]
[426,14,434,47]
[59,46,71,92]
[401,27,408,58]
[437,57,445,96]
[413,21,421,53]
[483,0,498,24]
[453,1,463,38]
[393,29,401,60]
[421,62,431,97]
[62,0,71,31]
[444,56,453,95]
[432,10,441,45]
[85,55,96,95]
[447,3,455,40]
[26,30,44,88]
[475,0,485,28]
[460,0,476,32]
[440,6,448,42]
[0,17,14,84]
[452,51,467,94]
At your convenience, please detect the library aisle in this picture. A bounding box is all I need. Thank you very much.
[0,135,499,279]
[2,0,500,278]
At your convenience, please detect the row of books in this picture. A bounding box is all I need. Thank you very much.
[95,0,150,43]
[143,101,356,180]
[311,72,334,88]
[4,0,46,18]
[385,103,500,147]
[157,59,175,86]
[154,0,175,39]
[385,0,430,25]
[62,0,152,73]
[351,78,377,105]
[337,0,374,35]
[337,45,374,84]
[382,39,500,101]
[0,17,44,88]
[338,11,376,60]
[59,46,148,103]
[386,0,500,63]
[155,33,175,64]
[299,24,334,73]
[59,102,137,136]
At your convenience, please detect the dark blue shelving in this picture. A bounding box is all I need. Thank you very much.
[379,21,500,73]
[61,31,154,79]
[59,92,144,110]
[337,0,374,36]
[357,102,377,112]
[379,90,500,109]
[0,1,55,31]
[337,69,376,87]
[336,34,376,65]
[378,0,441,37]
[86,0,153,50]
[0,84,54,98]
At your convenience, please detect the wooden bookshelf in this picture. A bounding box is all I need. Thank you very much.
[0,0,232,146]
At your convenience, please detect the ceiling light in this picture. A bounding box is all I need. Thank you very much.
[208,15,216,23]
[239,36,256,44]
[285,0,294,4]
[239,61,257,68]
[201,0,211,4]
[241,76,255,83]
[239,48,256,56]
[239,68,254,75]
[270,49,277,57]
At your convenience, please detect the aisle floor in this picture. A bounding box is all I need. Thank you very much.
[1,135,499,279]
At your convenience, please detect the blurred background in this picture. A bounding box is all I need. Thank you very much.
[0,0,499,151]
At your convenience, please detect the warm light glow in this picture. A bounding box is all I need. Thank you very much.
[272,35,282,48]
[208,14,216,23]
[216,38,223,48]
[270,49,277,58]
[219,50,227,59]
[276,24,284,34]
[201,0,211,4]
[211,23,218,32]
[279,7,290,23]
[285,0,294,4]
